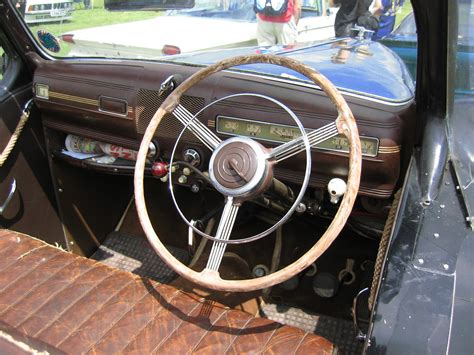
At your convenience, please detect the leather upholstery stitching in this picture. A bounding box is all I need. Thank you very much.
[13,258,96,328]
[223,316,253,354]
[0,232,336,354]
[0,243,43,272]
[117,288,182,353]
[55,278,137,347]
[0,239,21,261]
[259,324,280,353]
[0,248,62,296]
[0,254,77,320]
[151,300,204,354]
[16,246,48,260]
[188,308,230,354]
[33,267,117,338]
[84,280,156,352]
[292,331,308,355]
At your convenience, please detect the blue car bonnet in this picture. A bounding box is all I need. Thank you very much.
[166,38,415,103]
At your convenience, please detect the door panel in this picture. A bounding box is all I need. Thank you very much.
[0,30,65,247]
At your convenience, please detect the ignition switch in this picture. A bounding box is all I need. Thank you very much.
[183,148,201,167]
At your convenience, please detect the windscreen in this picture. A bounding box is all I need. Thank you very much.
[11,0,417,101]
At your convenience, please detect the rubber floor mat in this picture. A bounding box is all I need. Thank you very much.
[91,231,188,283]
[261,303,364,355]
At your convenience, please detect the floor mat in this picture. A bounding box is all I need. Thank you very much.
[261,303,364,355]
[91,231,189,283]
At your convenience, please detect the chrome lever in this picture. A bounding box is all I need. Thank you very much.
[352,287,369,342]
[158,75,176,97]
[0,179,17,216]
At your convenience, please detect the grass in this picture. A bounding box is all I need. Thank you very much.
[28,2,158,56]
[29,8,157,38]
[394,1,413,28]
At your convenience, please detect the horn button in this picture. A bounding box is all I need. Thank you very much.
[209,137,273,199]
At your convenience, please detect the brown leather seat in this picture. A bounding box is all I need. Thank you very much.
[0,230,337,354]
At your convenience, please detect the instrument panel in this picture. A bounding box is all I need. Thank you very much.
[216,115,380,157]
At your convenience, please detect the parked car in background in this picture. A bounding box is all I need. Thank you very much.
[24,0,73,23]
[60,0,337,58]
[379,12,417,78]
[382,10,474,93]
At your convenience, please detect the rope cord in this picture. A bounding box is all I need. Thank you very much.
[0,102,32,167]
[368,189,401,310]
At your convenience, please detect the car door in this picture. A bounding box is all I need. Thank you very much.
[0,26,65,247]
[298,0,336,42]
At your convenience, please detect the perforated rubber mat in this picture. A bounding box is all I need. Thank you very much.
[261,304,364,355]
[91,232,188,283]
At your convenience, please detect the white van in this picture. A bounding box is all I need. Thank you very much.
[24,0,74,23]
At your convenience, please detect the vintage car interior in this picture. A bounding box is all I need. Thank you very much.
[0,0,472,353]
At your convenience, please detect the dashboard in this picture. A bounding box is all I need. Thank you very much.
[33,58,414,199]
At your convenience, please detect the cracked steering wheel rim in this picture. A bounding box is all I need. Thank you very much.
[134,54,362,292]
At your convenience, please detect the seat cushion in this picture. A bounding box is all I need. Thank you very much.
[0,229,337,354]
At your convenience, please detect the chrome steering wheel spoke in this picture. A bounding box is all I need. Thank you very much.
[172,104,221,150]
[267,121,339,163]
[205,196,240,272]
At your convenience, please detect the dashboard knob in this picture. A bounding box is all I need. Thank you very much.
[151,162,168,177]
[190,183,201,193]
[328,178,347,204]
[178,175,188,184]
[147,142,158,159]
[183,148,201,166]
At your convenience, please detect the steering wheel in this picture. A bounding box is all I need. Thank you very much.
[134,54,362,292]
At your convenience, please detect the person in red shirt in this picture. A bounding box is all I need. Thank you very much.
[256,0,301,45]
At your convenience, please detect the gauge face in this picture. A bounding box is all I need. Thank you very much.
[247,124,262,136]
[223,120,239,133]
[216,116,379,157]
[319,135,378,156]
[269,125,301,141]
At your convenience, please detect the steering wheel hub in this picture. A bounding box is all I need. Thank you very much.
[209,137,272,199]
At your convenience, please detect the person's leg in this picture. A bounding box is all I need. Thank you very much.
[257,18,277,46]
[277,16,298,45]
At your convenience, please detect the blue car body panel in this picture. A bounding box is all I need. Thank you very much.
[168,39,415,103]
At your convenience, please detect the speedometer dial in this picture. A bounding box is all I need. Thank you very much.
[269,126,301,141]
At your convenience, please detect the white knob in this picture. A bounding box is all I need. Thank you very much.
[328,178,347,204]
[183,167,192,176]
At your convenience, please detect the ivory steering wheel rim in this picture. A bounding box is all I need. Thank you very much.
[134,54,362,292]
